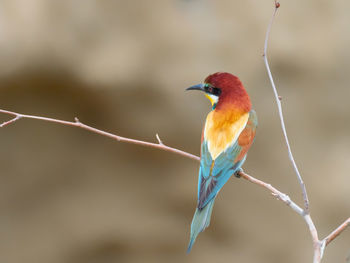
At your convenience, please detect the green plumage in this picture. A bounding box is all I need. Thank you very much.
[187,198,216,253]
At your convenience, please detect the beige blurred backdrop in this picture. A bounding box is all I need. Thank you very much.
[0,1,349,263]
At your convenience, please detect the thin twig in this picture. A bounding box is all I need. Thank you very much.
[238,170,304,215]
[263,1,310,213]
[156,133,164,145]
[304,214,322,262]
[262,2,325,262]
[0,109,199,162]
[0,115,22,127]
[323,218,350,246]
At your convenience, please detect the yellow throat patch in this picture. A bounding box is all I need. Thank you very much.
[204,93,218,106]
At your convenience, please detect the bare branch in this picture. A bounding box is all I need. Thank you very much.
[323,218,350,246]
[238,170,304,215]
[262,3,329,263]
[0,109,199,162]
[304,214,322,262]
[263,2,349,262]
[263,1,310,213]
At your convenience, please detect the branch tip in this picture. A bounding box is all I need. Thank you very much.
[156,133,163,145]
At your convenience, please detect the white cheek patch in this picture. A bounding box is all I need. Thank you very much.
[208,94,218,104]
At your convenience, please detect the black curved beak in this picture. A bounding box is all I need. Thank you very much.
[186,83,205,92]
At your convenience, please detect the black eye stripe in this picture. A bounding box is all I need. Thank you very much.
[204,84,221,96]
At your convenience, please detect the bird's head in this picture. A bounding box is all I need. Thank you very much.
[186,72,251,112]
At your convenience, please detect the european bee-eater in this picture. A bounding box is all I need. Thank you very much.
[186,72,257,252]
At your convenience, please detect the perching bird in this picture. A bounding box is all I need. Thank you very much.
[186,72,257,252]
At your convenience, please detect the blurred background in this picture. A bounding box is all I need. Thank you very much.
[0,0,349,262]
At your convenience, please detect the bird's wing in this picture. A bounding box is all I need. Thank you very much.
[197,110,257,209]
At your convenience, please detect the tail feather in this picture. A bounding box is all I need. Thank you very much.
[187,197,216,253]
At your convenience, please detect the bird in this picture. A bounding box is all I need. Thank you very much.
[186,72,257,252]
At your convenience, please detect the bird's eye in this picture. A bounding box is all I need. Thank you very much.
[205,84,221,96]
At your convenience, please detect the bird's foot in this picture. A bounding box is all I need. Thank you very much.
[234,168,243,178]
